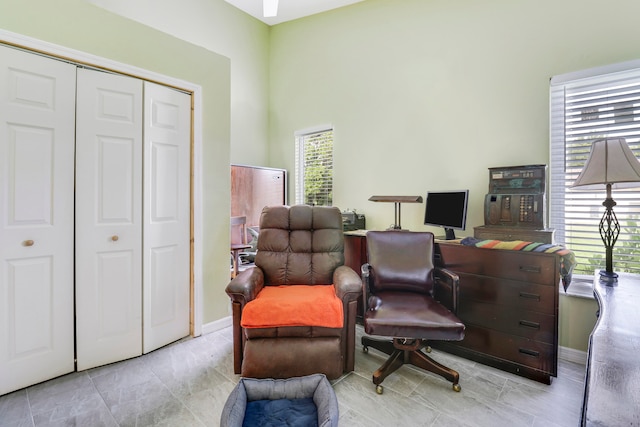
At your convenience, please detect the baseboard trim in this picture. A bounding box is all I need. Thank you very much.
[201,316,232,335]
[559,345,587,365]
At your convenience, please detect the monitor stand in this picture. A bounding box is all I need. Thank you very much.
[444,228,456,240]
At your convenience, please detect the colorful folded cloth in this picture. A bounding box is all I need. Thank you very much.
[460,237,576,292]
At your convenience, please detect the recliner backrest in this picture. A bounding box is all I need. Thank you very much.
[256,205,344,285]
[366,231,435,295]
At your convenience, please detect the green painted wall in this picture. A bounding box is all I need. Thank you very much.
[269,0,640,233]
[0,0,232,324]
[560,294,597,352]
[86,0,271,167]
[267,0,629,351]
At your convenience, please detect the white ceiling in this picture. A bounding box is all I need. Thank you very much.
[224,0,365,26]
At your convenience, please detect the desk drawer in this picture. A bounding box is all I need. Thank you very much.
[438,244,557,285]
[459,301,556,343]
[457,273,556,315]
[460,324,556,374]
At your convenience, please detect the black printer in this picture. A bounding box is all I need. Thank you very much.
[341,210,366,231]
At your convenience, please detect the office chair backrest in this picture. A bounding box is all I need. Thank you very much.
[255,205,344,286]
[366,231,435,295]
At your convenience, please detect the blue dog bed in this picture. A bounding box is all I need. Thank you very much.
[220,374,339,427]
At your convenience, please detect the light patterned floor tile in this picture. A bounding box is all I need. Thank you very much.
[0,325,588,427]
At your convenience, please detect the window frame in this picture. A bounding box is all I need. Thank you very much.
[294,125,334,207]
[550,60,640,276]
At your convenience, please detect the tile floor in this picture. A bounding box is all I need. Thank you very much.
[0,325,586,427]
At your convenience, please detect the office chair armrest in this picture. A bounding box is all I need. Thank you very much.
[434,267,460,313]
[333,265,362,303]
[360,263,371,313]
[225,267,265,305]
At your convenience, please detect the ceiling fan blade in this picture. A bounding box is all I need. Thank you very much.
[263,0,279,17]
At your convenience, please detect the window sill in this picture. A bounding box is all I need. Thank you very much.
[561,274,595,299]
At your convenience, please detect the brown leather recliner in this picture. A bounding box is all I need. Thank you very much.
[225,205,362,379]
[361,231,466,393]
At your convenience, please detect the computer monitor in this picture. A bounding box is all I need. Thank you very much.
[424,190,469,240]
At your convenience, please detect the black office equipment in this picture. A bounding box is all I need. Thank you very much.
[341,210,366,231]
[475,164,554,243]
[424,190,469,240]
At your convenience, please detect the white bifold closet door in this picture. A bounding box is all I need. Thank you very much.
[75,69,191,370]
[1,46,191,390]
[142,82,191,354]
[0,45,76,395]
[75,69,144,370]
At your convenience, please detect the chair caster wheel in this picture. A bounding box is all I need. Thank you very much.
[376,385,383,394]
[363,346,368,353]
[452,383,461,392]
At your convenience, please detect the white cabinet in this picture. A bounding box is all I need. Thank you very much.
[0,45,191,394]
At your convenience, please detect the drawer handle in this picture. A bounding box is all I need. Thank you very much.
[519,320,540,329]
[22,239,35,247]
[519,292,540,301]
[519,348,540,358]
[519,265,541,273]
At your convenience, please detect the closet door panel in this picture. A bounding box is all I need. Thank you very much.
[0,45,76,395]
[75,68,143,371]
[143,82,190,353]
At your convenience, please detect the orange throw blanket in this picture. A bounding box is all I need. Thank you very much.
[241,285,344,329]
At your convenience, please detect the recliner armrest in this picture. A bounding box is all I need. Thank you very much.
[434,267,460,314]
[333,265,362,303]
[225,267,265,305]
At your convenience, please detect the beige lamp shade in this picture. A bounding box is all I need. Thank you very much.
[571,138,640,190]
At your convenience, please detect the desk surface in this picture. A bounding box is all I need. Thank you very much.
[343,229,464,243]
[582,272,640,426]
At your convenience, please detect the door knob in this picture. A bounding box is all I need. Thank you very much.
[22,239,34,247]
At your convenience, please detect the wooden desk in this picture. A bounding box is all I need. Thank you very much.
[344,230,368,321]
[344,232,562,384]
[582,272,640,426]
[434,242,561,384]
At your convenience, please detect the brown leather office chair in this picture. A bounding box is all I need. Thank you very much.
[361,231,465,393]
[225,205,362,379]
[230,216,252,278]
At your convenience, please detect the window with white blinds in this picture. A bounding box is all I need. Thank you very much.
[294,126,334,206]
[550,64,640,275]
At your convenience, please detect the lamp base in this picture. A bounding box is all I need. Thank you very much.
[386,225,409,231]
[599,269,618,285]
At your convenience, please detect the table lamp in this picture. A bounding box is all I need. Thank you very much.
[368,196,423,230]
[571,138,640,282]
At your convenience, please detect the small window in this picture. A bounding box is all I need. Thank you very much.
[295,126,333,206]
